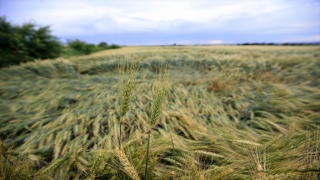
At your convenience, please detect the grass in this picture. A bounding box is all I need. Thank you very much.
[0,46,319,179]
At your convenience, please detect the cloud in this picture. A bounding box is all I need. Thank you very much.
[283,35,320,42]
[2,0,320,44]
[313,36,320,41]
[5,1,291,33]
[207,40,224,44]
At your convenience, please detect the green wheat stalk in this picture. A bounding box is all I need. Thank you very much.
[40,152,71,175]
[145,86,166,180]
[118,58,139,147]
[119,79,133,146]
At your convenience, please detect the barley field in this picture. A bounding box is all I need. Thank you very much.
[0,46,319,179]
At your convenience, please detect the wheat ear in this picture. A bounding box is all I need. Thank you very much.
[90,149,104,178]
[145,86,166,180]
[115,146,140,180]
[150,87,165,127]
[40,152,71,175]
[120,79,132,118]
[119,78,133,146]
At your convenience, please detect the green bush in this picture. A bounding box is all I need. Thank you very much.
[109,44,121,49]
[0,16,121,65]
[67,39,90,54]
[98,41,108,48]
[0,16,62,68]
[67,40,99,55]
[66,40,121,56]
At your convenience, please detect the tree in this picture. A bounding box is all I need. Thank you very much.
[67,39,95,55]
[0,16,27,66]
[0,16,62,68]
[109,44,121,49]
[98,41,108,48]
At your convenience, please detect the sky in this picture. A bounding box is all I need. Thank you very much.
[1,0,320,45]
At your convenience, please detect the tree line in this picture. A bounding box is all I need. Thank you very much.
[0,16,121,68]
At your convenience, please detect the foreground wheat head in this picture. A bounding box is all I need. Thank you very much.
[118,59,140,146]
[115,146,140,180]
[150,86,166,127]
[119,79,133,119]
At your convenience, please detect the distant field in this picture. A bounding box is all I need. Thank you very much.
[84,45,320,57]
[0,46,319,179]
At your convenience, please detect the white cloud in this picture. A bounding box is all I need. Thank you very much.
[3,0,319,44]
[283,35,320,42]
[11,0,292,35]
[207,40,224,44]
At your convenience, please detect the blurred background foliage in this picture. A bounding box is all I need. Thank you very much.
[0,16,121,68]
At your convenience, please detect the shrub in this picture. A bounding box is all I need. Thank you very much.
[67,39,89,54]
[67,40,109,55]
[109,44,121,49]
[98,41,108,48]
[0,16,62,68]
[64,40,122,57]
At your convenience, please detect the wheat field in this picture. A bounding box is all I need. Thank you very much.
[0,46,319,179]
